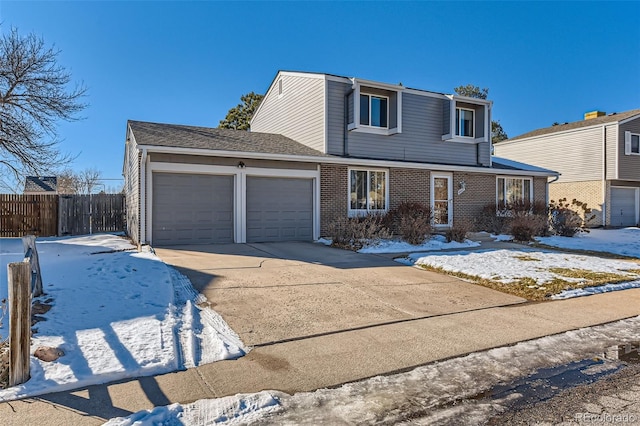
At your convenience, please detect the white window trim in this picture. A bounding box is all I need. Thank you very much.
[347,167,389,216]
[496,176,533,207]
[626,132,640,155]
[349,83,402,135]
[430,172,453,228]
[456,107,475,139]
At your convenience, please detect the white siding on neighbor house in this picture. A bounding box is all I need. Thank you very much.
[251,73,325,152]
[605,124,618,180]
[124,130,141,245]
[326,80,486,166]
[618,117,640,181]
[494,126,603,183]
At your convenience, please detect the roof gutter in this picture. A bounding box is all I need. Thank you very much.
[136,144,558,177]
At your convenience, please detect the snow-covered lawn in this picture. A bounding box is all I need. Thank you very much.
[536,227,640,259]
[399,248,640,300]
[106,316,640,425]
[0,234,245,401]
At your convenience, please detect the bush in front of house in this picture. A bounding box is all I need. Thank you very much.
[384,202,434,245]
[446,219,473,243]
[508,214,549,241]
[548,198,596,237]
[474,203,510,235]
[475,201,549,240]
[326,214,391,250]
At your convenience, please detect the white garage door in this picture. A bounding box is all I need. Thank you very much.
[246,177,313,242]
[152,173,234,245]
[610,187,638,227]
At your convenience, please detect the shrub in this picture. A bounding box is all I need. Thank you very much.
[549,198,596,237]
[326,214,391,250]
[508,214,548,241]
[446,219,473,243]
[474,203,510,235]
[384,202,433,245]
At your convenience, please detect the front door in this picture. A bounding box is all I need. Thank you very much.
[431,173,453,227]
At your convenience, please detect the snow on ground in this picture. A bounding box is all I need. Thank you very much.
[358,234,480,254]
[0,234,245,401]
[106,316,640,425]
[536,227,640,259]
[403,248,639,286]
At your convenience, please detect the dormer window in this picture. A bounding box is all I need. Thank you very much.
[456,108,474,138]
[360,94,388,128]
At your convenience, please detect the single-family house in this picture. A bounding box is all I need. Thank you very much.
[23,176,58,194]
[123,71,557,246]
[494,109,640,227]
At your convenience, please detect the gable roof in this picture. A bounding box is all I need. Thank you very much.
[506,109,640,142]
[128,120,329,157]
[24,176,57,193]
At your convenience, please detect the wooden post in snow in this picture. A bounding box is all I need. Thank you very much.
[22,235,43,297]
[7,262,31,387]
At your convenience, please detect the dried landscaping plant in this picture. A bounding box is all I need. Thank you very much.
[326,214,391,250]
[446,219,473,243]
[549,198,596,237]
[384,202,433,245]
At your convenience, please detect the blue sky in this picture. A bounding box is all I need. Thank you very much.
[1,1,639,190]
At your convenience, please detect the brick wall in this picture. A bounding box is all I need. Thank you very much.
[388,168,430,209]
[549,180,604,226]
[533,177,547,205]
[452,172,496,228]
[320,164,348,235]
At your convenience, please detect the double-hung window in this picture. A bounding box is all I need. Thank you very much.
[349,169,388,214]
[497,177,532,208]
[360,94,388,128]
[631,133,640,154]
[456,108,474,138]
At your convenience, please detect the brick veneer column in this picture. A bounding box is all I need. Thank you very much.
[320,164,348,236]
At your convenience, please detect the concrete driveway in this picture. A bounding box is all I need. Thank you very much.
[154,242,525,347]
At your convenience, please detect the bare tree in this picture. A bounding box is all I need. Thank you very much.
[56,167,102,194]
[0,28,87,183]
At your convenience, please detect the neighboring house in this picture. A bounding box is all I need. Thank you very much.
[123,71,557,246]
[23,176,58,194]
[494,109,640,227]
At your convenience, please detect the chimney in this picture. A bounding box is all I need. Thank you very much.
[584,111,606,120]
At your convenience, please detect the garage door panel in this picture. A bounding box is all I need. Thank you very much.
[610,187,638,227]
[153,173,234,245]
[247,177,313,243]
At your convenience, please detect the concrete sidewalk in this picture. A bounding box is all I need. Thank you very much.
[2,288,640,425]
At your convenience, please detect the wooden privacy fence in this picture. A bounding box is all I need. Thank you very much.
[0,194,125,237]
[6,236,43,387]
[0,194,57,237]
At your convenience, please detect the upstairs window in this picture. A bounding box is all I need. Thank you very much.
[632,133,639,154]
[456,108,474,138]
[360,94,388,128]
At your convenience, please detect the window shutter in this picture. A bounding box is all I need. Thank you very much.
[625,131,632,155]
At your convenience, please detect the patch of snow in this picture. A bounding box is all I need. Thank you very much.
[491,234,514,242]
[0,234,245,401]
[358,235,480,254]
[107,316,640,425]
[315,238,332,246]
[536,227,640,258]
[104,391,283,425]
[401,249,639,287]
[552,279,640,299]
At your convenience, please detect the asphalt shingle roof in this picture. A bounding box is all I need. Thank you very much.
[505,109,640,142]
[24,176,57,193]
[128,120,329,158]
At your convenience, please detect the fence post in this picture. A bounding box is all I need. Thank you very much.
[7,262,31,387]
[22,235,43,297]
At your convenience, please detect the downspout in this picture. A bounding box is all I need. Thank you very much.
[602,125,607,227]
[140,148,148,248]
[344,88,353,156]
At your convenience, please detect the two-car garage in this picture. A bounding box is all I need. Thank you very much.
[150,169,317,246]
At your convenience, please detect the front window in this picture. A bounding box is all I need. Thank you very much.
[360,94,388,128]
[632,134,640,154]
[497,177,532,208]
[349,169,387,213]
[456,108,474,137]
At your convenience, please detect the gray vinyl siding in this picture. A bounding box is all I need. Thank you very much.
[619,117,640,181]
[494,127,603,182]
[251,74,325,152]
[606,124,618,180]
[327,82,484,166]
[124,130,141,245]
[442,99,450,135]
